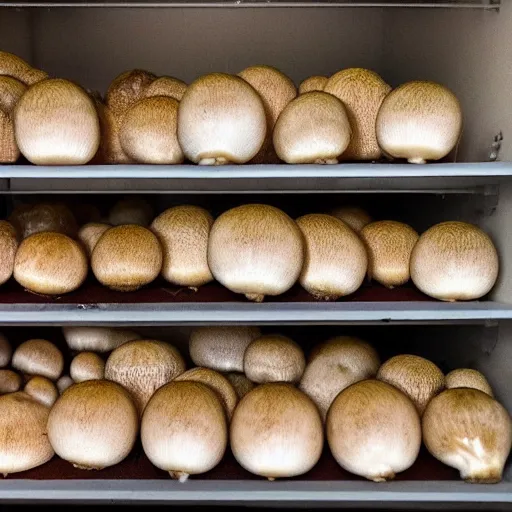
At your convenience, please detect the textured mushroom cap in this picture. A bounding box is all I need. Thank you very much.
[330,206,372,233]
[0,76,27,113]
[377,354,445,415]
[78,222,111,257]
[360,220,419,288]
[231,383,323,479]
[324,68,391,161]
[0,369,22,394]
[47,380,138,470]
[62,327,141,353]
[14,78,100,165]
[273,92,351,164]
[0,391,54,475]
[120,96,184,164]
[0,76,26,163]
[0,51,48,86]
[445,369,493,397]
[92,99,127,164]
[178,73,267,165]
[151,205,214,287]
[238,65,296,128]
[0,334,12,368]
[410,221,499,301]
[238,65,297,163]
[299,76,328,94]
[12,339,64,381]
[105,339,185,415]
[56,375,74,394]
[0,221,17,286]
[91,225,163,292]
[225,372,255,399]
[423,388,512,483]
[104,69,157,164]
[14,232,88,295]
[143,76,187,101]
[327,379,421,482]
[106,69,157,117]
[299,336,380,420]
[175,367,238,419]
[243,334,306,384]
[208,204,304,302]
[141,380,227,477]
[376,80,462,164]
[0,109,18,163]
[296,213,367,300]
[70,352,105,382]
[24,375,59,407]
[189,326,261,373]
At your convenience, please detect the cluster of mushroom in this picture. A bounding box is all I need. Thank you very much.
[0,326,509,484]
[0,197,499,303]
[1,51,462,166]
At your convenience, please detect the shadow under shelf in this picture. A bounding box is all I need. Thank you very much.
[6,446,459,482]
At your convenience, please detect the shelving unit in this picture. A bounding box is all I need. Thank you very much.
[1,0,512,507]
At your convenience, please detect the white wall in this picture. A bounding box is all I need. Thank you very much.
[31,7,384,94]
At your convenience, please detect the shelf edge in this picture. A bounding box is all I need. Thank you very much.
[0,301,508,325]
[0,479,510,503]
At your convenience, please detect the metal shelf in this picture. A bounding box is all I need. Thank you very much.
[0,281,507,325]
[0,0,501,9]
[2,449,510,505]
[0,480,510,505]
[0,301,509,326]
[2,162,512,194]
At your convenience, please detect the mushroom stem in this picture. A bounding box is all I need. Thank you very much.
[246,293,265,303]
[370,470,395,483]
[169,471,190,482]
[199,157,229,166]
[73,463,101,471]
[311,291,341,301]
[460,457,504,484]
[408,157,427,164]
[314,158,338,165]
[464,468,503,484]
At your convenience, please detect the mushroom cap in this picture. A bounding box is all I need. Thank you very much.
[12,339,64,381]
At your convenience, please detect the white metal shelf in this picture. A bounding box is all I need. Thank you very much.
[0,0,500,9]
[0,480,510,505]
[2,162,511,193]
[0,301,509,325]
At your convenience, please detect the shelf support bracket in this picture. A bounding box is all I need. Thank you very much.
[489,131,503,161]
